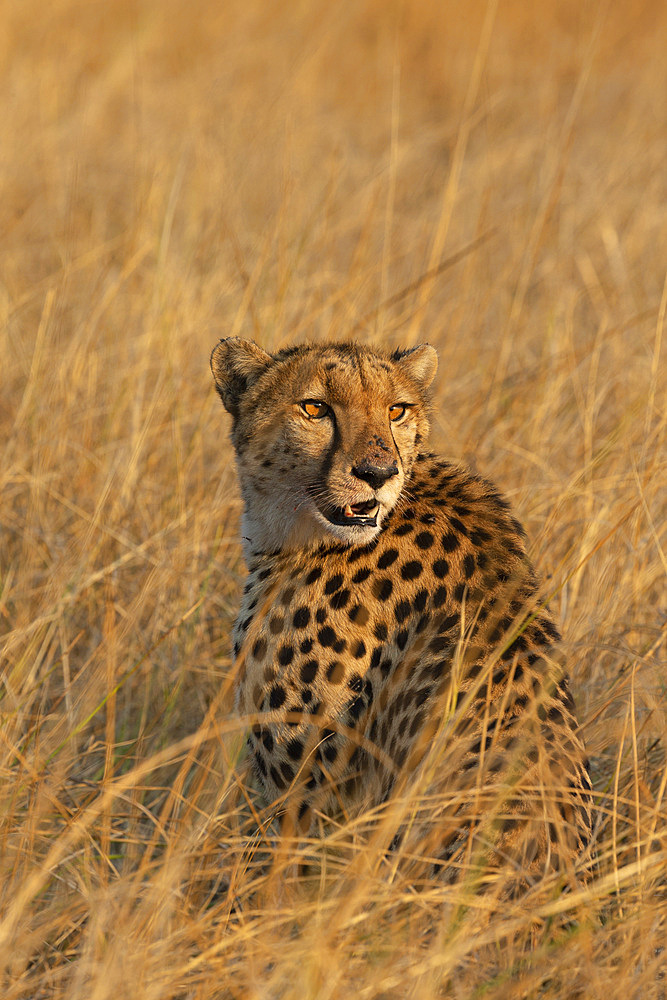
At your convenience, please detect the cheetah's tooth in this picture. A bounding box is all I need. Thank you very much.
[344,504,354,518]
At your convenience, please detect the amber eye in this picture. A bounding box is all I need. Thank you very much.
[389,403,408,423]
[301,400,330,419]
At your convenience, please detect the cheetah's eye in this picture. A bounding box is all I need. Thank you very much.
[301,400,331,419]
[388,404,409,423]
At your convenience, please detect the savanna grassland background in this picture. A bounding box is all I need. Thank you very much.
[1,0,666,996]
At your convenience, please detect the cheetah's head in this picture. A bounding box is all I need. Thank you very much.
[211,338,437,560]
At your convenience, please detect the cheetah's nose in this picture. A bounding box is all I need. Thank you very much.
[351,459,399,491]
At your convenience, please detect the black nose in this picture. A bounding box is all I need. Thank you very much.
[351,459,399,491]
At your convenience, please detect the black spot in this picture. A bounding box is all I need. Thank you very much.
[492,666,508,686]
[318,625,336,647]
[453,505,471,518]
[269,686,286,709]
[330,588,350,610]
[301,688,313,703]
[426,659,445,681]
[437,615,461,635]
[403,507,416,520]
[510,516,526,537]
[394,600,411,623]
[305,566,322,585]
[441,532,460,552]
[278,644,294,666]
[414,686,432,708]
[539,618,560,641]
[433,586,448,608]
[393,523,413,537]
[352,567,371,584]
[416,614,430,633]
[415,531,435,549]
[413,589,428,613]
[450,517,468,536]
[502,635,528,660]
[372,578,393,601]
[255,753,268,777]
[323,741,338,763]
[348,673,363,693]
[293,607,311,629]
[548,705,566,726]
[378,549,399,569]
[233,642,240,657]
[396,629,408,650]
[280,761,294,783]
[299,800,311,819]
[476,552,488,570]
[300,659,319,683]
[433,558,449,578]
[258,568,272,581]
[327,661,345,684]
[453,583,467,602]
[269,615,284,635]
[315,607,327,624]
[448,482,471,501]
[261,730,274,752]
[470,528,490,546]
[280,586,295,606]
[370,646,383,670]
[333,637,346,654]
[470,734,494,756]
[380,657,393,677]
[252,638,267,661]
[300,637,314,654]
[324,573,344,595]
[239,617,252,633]
[463,554,476,579]
[347,696,365,720]
[287,738,304,761]
[352,640,367,659]
[420,513,436,524]
[429,635,452,654]
[400,560,423,581]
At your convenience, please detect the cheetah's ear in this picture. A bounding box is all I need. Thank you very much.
[210,337,272,416]
[392,344,438,390]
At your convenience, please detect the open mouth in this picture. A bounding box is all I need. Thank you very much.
[325,499,380,528]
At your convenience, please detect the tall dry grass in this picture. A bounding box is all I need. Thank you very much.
[1,0,665,996]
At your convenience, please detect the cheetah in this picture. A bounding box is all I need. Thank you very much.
[210,337,593,893]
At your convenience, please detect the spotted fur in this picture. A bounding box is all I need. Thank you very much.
[210,338,593,891]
